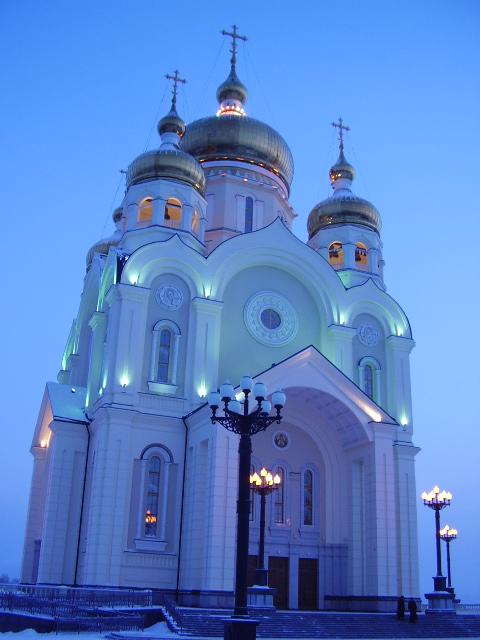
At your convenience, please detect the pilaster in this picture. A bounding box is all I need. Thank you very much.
[385,335,415,430]
[327,324,356,379]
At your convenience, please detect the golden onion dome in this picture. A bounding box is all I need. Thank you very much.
[181,115,294,192]
[126,100,205,195]
[126,148,205,194]
[181,56,293,192]
[308,150,381,237]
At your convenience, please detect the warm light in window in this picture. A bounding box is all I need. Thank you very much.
[138,197,153,223]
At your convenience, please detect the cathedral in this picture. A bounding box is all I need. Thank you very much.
[21,29,419,611]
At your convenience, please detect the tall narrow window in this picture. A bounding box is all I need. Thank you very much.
[364,364,374,399]
[164,198,182,228]
[191,209,200,235]
[328,241,344,267]
[145,456,161,536]
[274,467,285,524]
[149,320,181,395]
[303,469,313,526]
[245,196,253,233]
[355,242,369,269]
[138,197,153,222]
[157,329,171,384]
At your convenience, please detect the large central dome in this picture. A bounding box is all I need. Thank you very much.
[180,59,294,192]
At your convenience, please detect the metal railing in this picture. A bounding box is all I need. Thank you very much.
[0,584,152,608]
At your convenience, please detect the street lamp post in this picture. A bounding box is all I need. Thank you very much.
[440,525,458,594]
[208,377,285,640]
[250,467,281,587]
[421,485,452,591]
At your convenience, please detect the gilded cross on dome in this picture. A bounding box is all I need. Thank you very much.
[331,117,350,153]
[221,24,247,69]
[165,70,187,108]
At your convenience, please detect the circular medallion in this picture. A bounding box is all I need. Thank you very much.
[155,284,183,310]
[357,323,379,346]
[274,431,289,449]
[244,292,298,346]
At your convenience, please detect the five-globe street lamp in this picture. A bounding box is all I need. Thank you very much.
[208,377,285,640]
[250,467,281,587]
[421,486,452,591]
[440,525,458,593]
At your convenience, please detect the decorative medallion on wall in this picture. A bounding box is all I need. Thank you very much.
[155,284,183,310]
[273,431,289,450]
[357,323,379,346]
[244,291,298,346]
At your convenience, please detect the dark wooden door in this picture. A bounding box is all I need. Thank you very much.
[298,558,318,610]
[248,555,258,586]
[268,556,289,609]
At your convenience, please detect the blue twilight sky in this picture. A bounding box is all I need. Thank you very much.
[1,0,479,600]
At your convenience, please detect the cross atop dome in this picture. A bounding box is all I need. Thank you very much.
[221,24,247,72]
[165,70,187,110]
[331,117,350,154]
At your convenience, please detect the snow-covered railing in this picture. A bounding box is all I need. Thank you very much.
[0,584,152,608]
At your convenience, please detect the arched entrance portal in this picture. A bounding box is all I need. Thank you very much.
[249,386,371,610]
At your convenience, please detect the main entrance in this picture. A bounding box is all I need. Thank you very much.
[268,556,289,609]
[298,558,318,610]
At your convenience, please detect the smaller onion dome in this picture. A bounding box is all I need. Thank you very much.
[216,67,248,106]
[126,78,205,195]
[86,207,123,270]
[308,149,381,238]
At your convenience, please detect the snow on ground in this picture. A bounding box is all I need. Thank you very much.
[0,621,178,639]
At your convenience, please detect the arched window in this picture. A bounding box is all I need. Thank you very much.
[358,356,382,404]
[145,456,161,536]
[148,320,181,394]
[273,467,285,524]
[138,197,153,222]
[303,469,313,526]
[355,242,369,269]
[328,241,344,268]
[364,364,374,399]
[191,209,200,235]
[164,198,182,228]
[134,444,176,552]
[245,196,254,233]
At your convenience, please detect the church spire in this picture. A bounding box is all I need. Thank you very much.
[157,70,187,142]
[329,117,356,189]
[216,24,248,117]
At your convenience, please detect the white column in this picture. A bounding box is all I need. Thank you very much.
[21,446,48,583]
[104,284,150,403]
[87,311,106,407]
[36,420,88,585]
[385,335,415,431]
[188,297,224,403]
[394,442,420,597]
[365,424,399,596]
[326,324,356,378]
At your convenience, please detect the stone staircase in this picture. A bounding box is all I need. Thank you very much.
[152,607,480,638]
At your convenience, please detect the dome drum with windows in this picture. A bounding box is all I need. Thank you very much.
[308,148,381,237]
[126,78,205,195]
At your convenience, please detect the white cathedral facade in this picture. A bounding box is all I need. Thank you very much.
[21,43,420,611]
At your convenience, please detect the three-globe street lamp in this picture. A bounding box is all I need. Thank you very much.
[440,525,458,593]
[250,467,281,587]
[208,377,285,639]
[421,486,452,591]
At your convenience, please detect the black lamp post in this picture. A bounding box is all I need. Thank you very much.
[250,467,281,586]
[421,486,452,591]
[208,377,285,640]
[440,525,458,594]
